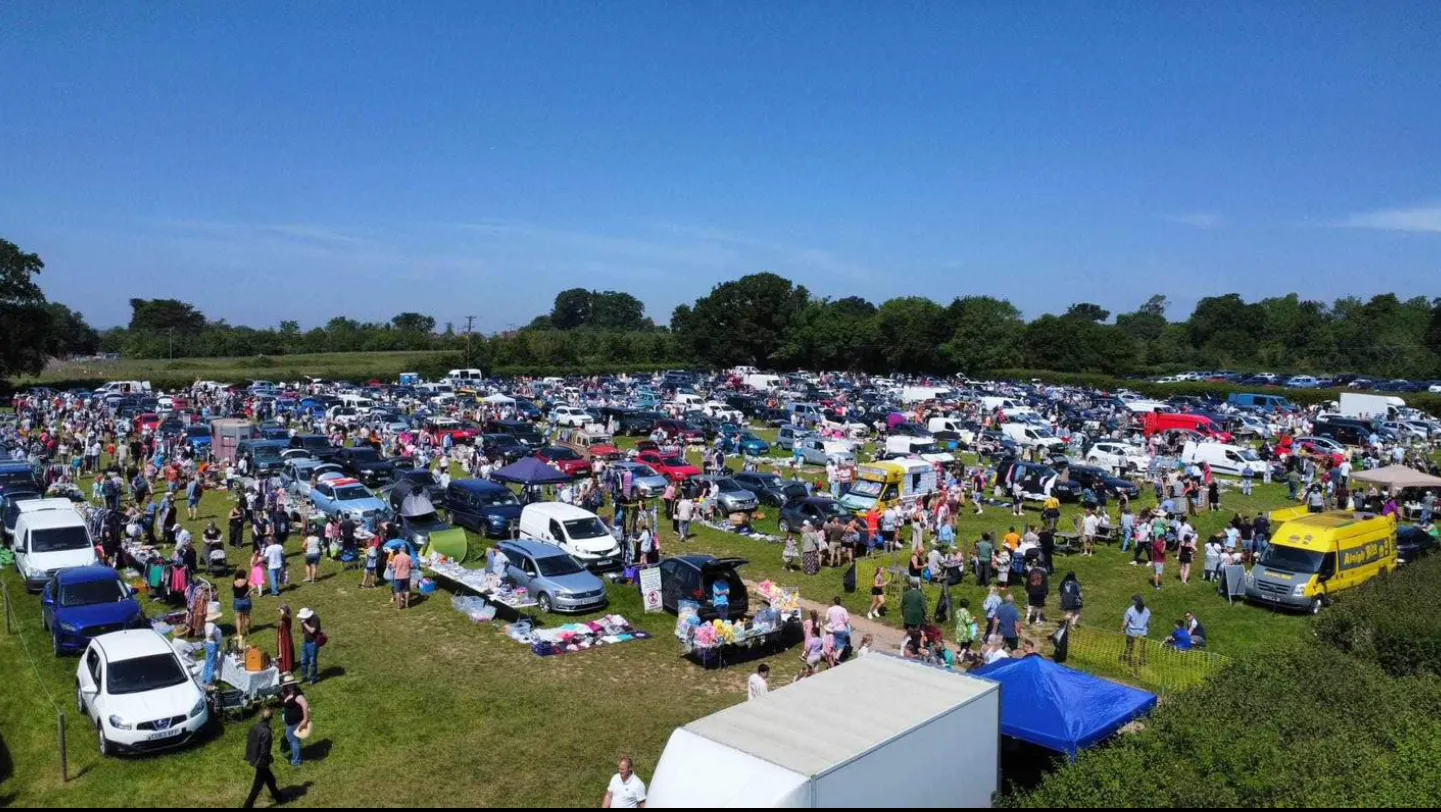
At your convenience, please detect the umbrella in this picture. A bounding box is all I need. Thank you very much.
[1349,465,1441,489]
[491,456,571,486]
[482,393,516,405]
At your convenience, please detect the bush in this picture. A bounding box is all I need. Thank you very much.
[1007,642,1441,807]
[1315,556,1441,680]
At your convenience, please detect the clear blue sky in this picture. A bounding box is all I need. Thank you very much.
[3,2,1438,331]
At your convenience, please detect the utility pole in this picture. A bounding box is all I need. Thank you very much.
[464,315,476,369]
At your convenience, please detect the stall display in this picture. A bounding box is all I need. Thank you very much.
[424,554,538,611]
[676,586,802,668]
[503,615,651,657]
[219,652,280,699]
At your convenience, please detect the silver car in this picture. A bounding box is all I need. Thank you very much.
[694,474,760,513]
[498,540,609,614]
[610,461,670,498]
[793,437,857,467]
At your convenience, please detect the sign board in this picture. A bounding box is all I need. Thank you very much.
[640,566,664,613]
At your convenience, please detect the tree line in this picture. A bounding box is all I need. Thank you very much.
[5,235,1440,380]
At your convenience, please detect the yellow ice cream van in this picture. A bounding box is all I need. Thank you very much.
[1246,508,1397,614]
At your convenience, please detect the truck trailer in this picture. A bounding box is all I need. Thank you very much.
[647,655,1000,807]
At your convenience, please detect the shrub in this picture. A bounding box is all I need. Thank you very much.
[1007,642,1441,807]
[1314,556,1441,680]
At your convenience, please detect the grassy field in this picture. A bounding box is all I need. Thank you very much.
[21,351,456,387]
[0,431,1308,808]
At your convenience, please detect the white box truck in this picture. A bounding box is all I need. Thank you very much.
[1338,392,1404,421]
[647,655,1000,808]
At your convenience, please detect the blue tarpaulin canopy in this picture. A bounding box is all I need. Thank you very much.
[973,656,1157,756]
[490,456,572,486]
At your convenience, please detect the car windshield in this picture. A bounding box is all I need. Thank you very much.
[750,474,781,488]
[562,517,610,540]
[740,433,763,442]
[184,426,209,438]
[335,485,372,501]
[252,446,284,462]
[1258,545,1325,574]
[1237,449,1261,461]
[477,490,520,508]
[712,479,741,491]
[106,653,189,695]
[30,526,92,553]
[626,465,660,478]
[817,501,846,516]
[61,578,128,607]
[848,480,884,498]
[348,448,381,462]
[301,437,331,449]
[404,471,437,486]
[660,457,687,467]
[545,448,580,461]
[536,554,585,577]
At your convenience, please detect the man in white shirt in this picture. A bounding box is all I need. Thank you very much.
[602,757,647,808]
[1082,510,1099,556]
[747,663,770,701]
[264,538,286,597]
[675,496,695,540]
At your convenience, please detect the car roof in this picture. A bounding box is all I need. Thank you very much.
[93,629,174,662]
[16,507,84,530]
[449,478,508,493]
[57,565,124,584]
[328,478,363,488]
[522,502,598,520]
[499,539,570,559]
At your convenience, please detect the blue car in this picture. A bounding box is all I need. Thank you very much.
[183,424,212,453]
[736,432,771,456]
[309,477,389,527]
[41,566,147,656]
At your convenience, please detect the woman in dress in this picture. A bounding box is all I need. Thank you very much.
[276,604,297,675]
[249,550,267,598]
[232,568,253,640]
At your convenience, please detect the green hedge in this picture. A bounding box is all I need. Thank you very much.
[1007,640,1441,807]
[1315,557,1441,679]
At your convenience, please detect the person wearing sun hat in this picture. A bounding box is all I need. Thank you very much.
[201,602,223,687]
[297,607,323,686]
[277,673,311,767]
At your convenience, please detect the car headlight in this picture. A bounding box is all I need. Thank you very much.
[1293,584,1307,597]
[190,698,207,718]
[108,715,133,730]
[59,622,78,633]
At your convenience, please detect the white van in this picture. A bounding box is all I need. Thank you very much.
[518,503,622,571]
[927,417,976,446]
[15,503,96,592]
[672,393,704,408]
[884,436,954,464]
[447,368,484,382]
[1000,422,1066,453]
[1181,440,1267,477]
[97,380,152,395]
[338,393,376,411]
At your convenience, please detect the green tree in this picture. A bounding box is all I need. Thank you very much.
[672,273,810,367]
[391,312,437,334]
[1115,294,1169,342]
[0,239,60,376]
[873,297,949,373]
[773,296,878,371]
[940,296,1025,374]
[127,298,207,335]
[43,303,101,356]
[1064,302,1111,322]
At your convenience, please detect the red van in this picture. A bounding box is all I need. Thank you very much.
[1142,412,1234,443]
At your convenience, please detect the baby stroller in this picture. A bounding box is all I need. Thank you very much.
[205,537,230,577]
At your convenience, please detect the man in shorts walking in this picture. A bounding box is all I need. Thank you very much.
[390,543,413,610]
[1151,534,1168,590]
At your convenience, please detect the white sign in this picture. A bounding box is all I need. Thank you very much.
[640,566,663,613]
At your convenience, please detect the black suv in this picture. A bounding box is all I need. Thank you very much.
[995,458,1083,502]
[289,434,342,462]
[658,555,749,620]
[336,445,395,486]
[732,471,811,507]
[1061,464,1140,500]
[479,433,530,464]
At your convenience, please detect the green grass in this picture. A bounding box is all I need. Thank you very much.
[0,436,1308,807]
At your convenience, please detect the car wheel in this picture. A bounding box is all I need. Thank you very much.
[1309,597,1324,615]
[537,593,554,613]
[53,633,62,657]
[777,519,791,534]
[76,685,86,715]
[42,612,49,633]
[97,723,113,758]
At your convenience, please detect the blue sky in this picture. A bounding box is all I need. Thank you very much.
[2,2,1439,331]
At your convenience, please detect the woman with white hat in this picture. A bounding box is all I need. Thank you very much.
[277,674,311,767]
[201,602,223,687]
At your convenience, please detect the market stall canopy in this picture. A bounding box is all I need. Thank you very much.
[490,456,571,486]
[397,491,436,519]
[973,655,1156,756]
[482,393,516,405]
[1349,465,1441,489]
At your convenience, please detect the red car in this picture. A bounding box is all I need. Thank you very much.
[635,450,702,482]
[136,412,161,432]
[425,418,477,445]
[653,420,705,444]
[534,446,593,478]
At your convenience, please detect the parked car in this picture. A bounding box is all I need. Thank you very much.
[692,475,760,514]
[479,433,530,464]
[792,436,857,467]
[281,459,343,500]
[995,459,1083,502]
[635,451,702,482]
[731,472,811,507]
[775,424,813,452]
[1398,525,1439,564]
[496,540,609,614]
[550,405,596,428]
[335,446,395,486]
[309,477,389,526]
[77,630,210,756]
[425,417,478,446]
[288,434,342,462]
[42,566,147,656]
[485,419,545,448]
[607,461,670,498]
[532,446,592,478]
[518,503,622,572]
[1061,464,1140,500]
[1,487,42,543]
[393,468,447,507]
[777,497,854,534]
[446,479,522,538]
[1084,441,1151,474]
[657,555,749,620]
[654,419,705,444]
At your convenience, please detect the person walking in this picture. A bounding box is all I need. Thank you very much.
[264,536,286,597]
[1121,595,1151,666]
[276,604,296,675]
[277,675,311,767]
[866,565,889,619]
[302,532,323,583]
[1024,563,1049,626]
[229,502,246,548]
[975,532,993,586]
[391,543,413,610]
[243,707,286,808]
[1059,571,1083,627]
[747,663,770,701]
[991,593,1022,650]
[298,607,322,685]
[602,756,647,808]
[901,577,927,632]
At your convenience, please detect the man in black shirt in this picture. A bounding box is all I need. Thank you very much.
[244,707,286,808]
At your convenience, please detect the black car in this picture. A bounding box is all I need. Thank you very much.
[386,480,455,544]
[393,468,446,507]
[995,458,1083,502]
[1398,525,1439,564]
[620,411,666,435]
[289,434,342,462]
[335,446,395,486]
[732,471,811,507]
[1062,464,1141,500]
[479,433,530,464]
[485,419,544,447]
[777,497,854,534]
[658,555,749,620]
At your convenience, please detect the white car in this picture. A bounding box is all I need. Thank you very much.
[821,410,870,439]
[551,405,596,428]
[1085,441,1152,474]
[76,630,209,756]
[700,401,744,424]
